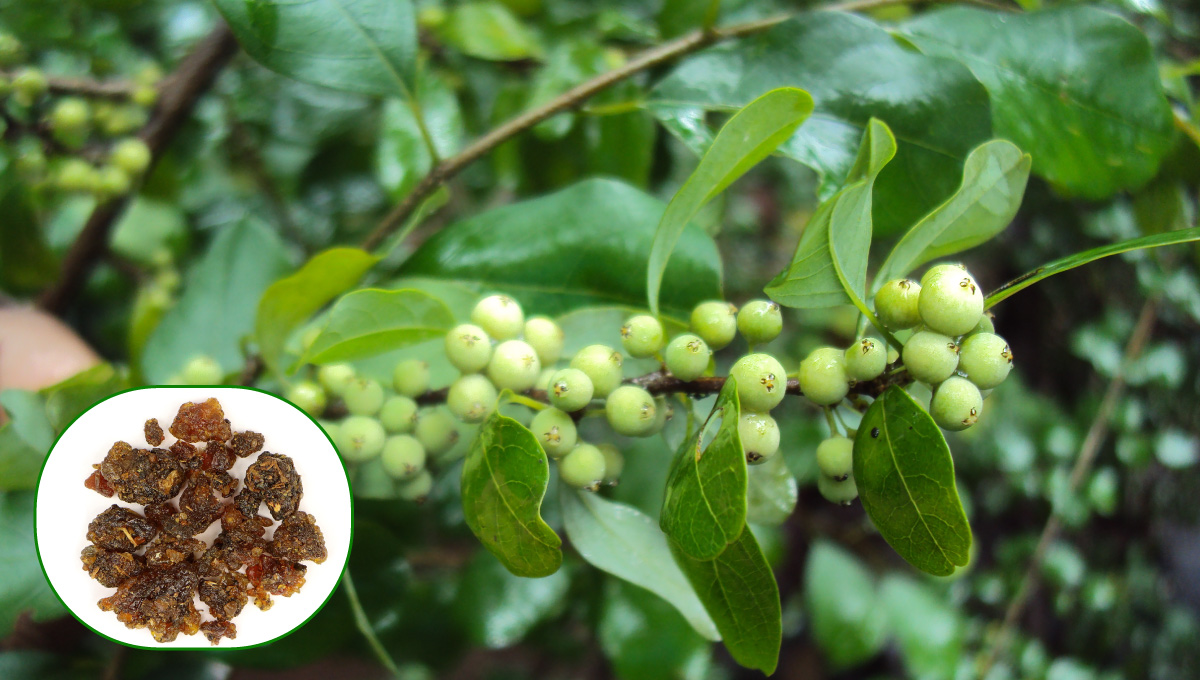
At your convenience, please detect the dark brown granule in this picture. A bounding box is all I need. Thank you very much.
[229,431,265,458]
[99,442,184,505]
[168,398,233,443]
[200,619,237,645]
[158,473,223,537]
[201,469,237,497]
[86,505,157,551]
[233,489,262,517]
[260,554,307,597]
[169,440,202,470]
[203,440,235,472]
[220,504,272,540]
[81,546,144,587]
[244,452,302,520]
[270,511,327,564]
[144,501,176,525]
[199,568,249,620]
[84,469,115,497]
[144,419,164,446]
[98,562,202,643]
[143,532,206,567]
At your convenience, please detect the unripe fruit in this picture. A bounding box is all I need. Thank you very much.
[56,159,99,192]
[798,347,849,406]
[968,312,996,336]
[180,354,223,384]
[132,85,157,108]
[739,412,780,465]
[569,344,623,397]
[393,359,430,397]
[599,443,624,483]
[318,363,356,396]
[337,415,387,462]
[379,395,418,433]
[524,317,564,364]
[380,435,426,480]
[343,378,385,416]
[317,420,340,442]
[690,300,738,350]
[817,474,858,505]
[620,314,665,358]
[15,144,46,180]
[902,331,959,384]
[664,334,711,381]
[397,469,434,502]
[487,339,541,391]
[548,368,594,412]
[647,396,672,435]
[414,409,459,455]
[816,436,854,481]
[12,68,47,106]
[737,300,782,345]
[875,279,922,330]
[930,376,983,431]
[50,98,90,147]
[844,338,887,382]
[287,380,327,417]
[559,443,607,491]
[111,138,152,176]
[445,324,492,373]
[95,166,131,197]
[535,368,555,391]
[958,332,1013,390]
[918,264,984,336]
[447,374,498,423]
[605,385,657,437]
[529,407,577,458]
[730,353,787,413]
[471,294,524,340]
[0,33,23,66]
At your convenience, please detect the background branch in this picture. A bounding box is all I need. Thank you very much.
[0,70,137,99]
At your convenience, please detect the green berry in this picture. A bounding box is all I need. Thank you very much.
[55,158,99,193]
[598,443,624,484]
[12,68,47,106]
[559,443,607,491]
[380,435,426,480]
[50,98,90,147]
[471,294,524,340]
[356,459,401,498]
[535,368,555,391]
[414,409,459,455]
[605,385,657,437]
[647,396,672,435]
[918,264,984,336]
[393,359,430,397]
[737,300,782,345]
[337,415,386,462]
[875,279,922,330]
[343,378,385,416]
[730,353,787,413]
[487,339,541,392]
[844,338,887,382]
[690,300,738,350]
[180,354,223,384]
[548,368,594,412]
[15,144,46,180]
[664,334,711,381]
[318,363,356,397]
[530,407,577,458]
[95,166,131,197]
[569,344,623,397]
[379,395,418,433]
[798,347,849,406]
[132,84,157,108]
[445,324,492,373]
[111,138,152,177]
[902,331,959,384]
[816,436,854,481]
[447,374,498,423]
[930,376,983,431]
[739,413,780,465]
[397,469,434,502]
[524,317,564,364]
[817,474,858,505]
[317,420,340,442]
[620,314,665,358]
[958,332,1013,390]
[968,312,996,336]
[0,34,23,66]
[286,381,327,417]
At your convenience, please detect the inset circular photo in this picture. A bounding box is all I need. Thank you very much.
[35,387,353,649]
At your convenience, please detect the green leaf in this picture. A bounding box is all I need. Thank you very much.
[39,364,128,434]
[650,11,991,236]
[141,219,292,384]
[660,378,747,561]
[302,289,454,365]
[213,0,419,98]
[804,540,888,669]
[437,1,543,62]
[598,579,712,680]
[461,412,562,578]
[0,491,64,636]
[255,247,379,374]
[0,391,52,491]
[880,575,963,680]
[647,87,812,315]
[669,528,781,675]
[902,6,1176,200]
[746,454,797,527]
[853,386,971,577]
[110,198,188,266]
[585,80,656,186]
[399,179,723,317]
[561,488,719,641]
[453,550,570,648]
[985,227,1200,309]
[875,141,1031,286]
[0,183,58,294]
[376,72,465,200]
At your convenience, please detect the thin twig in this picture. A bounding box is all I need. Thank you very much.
[342,570,403,679]
[0,70,138,99]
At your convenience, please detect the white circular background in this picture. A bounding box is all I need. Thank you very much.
[35,387,352,649]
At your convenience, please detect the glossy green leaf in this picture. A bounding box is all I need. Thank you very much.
[454,550,569,648]
[599,579,712,680]
[660,378,747,561]
[853,386,971,576]
[880,575,963,680]
[213,0,419,98]
[650,11,991,236]
[0,492,64,635]
[647,87,812,315]
[986,227,1200,309]
[399,179,723,317]
[302,289,454,364]
[39,364,128,433]
[255,247,379,374]
[142,219,292,384]
[561,488,719,641]
[462,412,562,578]
[876,140,1031,286]
[804,540,888,669]
[746,454,797,527]
[376,72,465,200]
[110,198,188,267]
[669,529,781,675]
[437,1,543,62]
[902,6,1176,200]
[585,80,656,186]
[0,391,52,491]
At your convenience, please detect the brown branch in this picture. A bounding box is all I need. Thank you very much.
[36,24,239,315]
[0,70,138,100]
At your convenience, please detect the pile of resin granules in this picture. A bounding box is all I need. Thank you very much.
[81,397,327,645]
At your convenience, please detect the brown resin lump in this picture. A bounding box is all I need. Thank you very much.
[199,568,250,620]
[270,511,327,564]
[244,453,303,520]
[84,469,115,497]
[229,431,264,458]
[98,562,203,643]
[158,473,223,537]
[87,505,157,551]
[81,546,145,587]
[143,532,207,567]
[99,442,184,505]
[168,398,233,443]
[144,418,164,446]
[200,620,237,645]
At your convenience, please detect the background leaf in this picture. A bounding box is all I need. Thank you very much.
[453,550,570,648]
[436,1,544,62]
[39,364,128,433]
[0,391,52,492]
[376,72,465,200]
[598,578,712,680]
[804,541,888,669]
[0,492,64,636]
[302,288,454,365]
[880,575,964,680]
